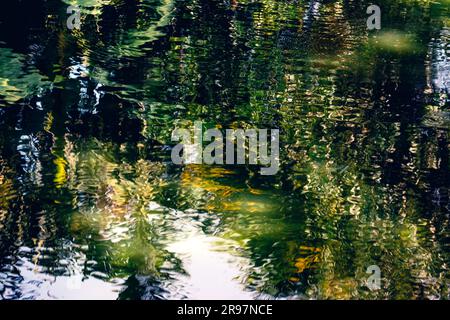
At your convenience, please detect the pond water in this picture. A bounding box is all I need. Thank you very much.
[0,0,449,300]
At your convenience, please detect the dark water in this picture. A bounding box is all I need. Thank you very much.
[0,0,449,300]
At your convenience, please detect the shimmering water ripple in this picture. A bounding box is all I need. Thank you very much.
[0,0,449,300]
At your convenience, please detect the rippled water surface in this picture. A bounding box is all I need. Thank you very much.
[0,0,449,300]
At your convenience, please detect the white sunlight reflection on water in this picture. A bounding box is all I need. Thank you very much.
[168,234,254,300]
